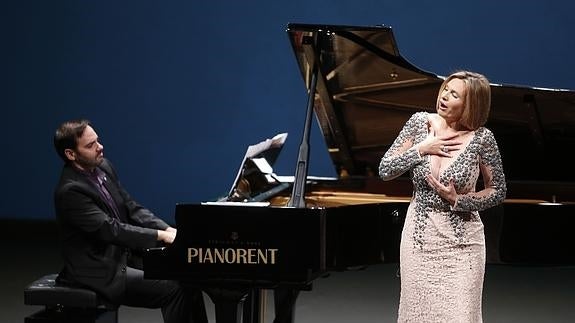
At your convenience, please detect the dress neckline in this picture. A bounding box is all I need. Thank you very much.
[429,126,481,180]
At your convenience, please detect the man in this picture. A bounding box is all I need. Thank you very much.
[53,119,207,323]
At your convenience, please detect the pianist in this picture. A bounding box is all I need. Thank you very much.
[52,119,208,323]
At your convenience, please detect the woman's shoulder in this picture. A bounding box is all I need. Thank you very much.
[474,127,500,148]
[413,111,431,117]
[409,111,432,122]
[476,126,494,137]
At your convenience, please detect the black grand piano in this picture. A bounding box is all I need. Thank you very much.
[144,23,575,323]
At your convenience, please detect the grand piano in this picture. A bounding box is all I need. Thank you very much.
[143,23,575,323]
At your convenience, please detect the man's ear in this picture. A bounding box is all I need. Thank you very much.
[64,149,76,161]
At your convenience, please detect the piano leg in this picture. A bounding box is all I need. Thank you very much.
[243,289,265,323]
[204,287,250,323]
[272,288,300,323]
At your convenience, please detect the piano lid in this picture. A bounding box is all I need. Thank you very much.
[286,23,575,185]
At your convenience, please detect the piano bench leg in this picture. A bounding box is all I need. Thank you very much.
[25,306,118,323]
[24,274,118,323]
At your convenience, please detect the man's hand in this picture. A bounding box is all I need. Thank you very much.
[157,229,177,244]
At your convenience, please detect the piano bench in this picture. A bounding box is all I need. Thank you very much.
[24,274,118,323]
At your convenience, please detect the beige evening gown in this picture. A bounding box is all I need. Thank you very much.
[379,112,506,323]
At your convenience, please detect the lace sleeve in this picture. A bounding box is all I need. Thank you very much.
[453,128,507,211]
[378,112,426,181]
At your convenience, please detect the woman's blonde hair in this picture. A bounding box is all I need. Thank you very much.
[437,70,491,130]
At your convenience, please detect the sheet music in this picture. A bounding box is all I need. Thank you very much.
[245,132,288,158]
[227,133,288,197]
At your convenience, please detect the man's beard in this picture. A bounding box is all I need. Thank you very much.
[74,153,103,171]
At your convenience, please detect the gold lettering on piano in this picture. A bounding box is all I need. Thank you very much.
[187,248,278,264]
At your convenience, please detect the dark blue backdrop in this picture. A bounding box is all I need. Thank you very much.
[2,0,574,223]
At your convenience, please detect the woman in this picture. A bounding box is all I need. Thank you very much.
[379,70,506,322]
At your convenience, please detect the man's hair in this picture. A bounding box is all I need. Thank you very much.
[54,119,91,163]
[436,70,491,130]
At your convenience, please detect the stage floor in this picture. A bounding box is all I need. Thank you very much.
[4,219,574,323]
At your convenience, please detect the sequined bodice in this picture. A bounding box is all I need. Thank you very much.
[378,111,506,246]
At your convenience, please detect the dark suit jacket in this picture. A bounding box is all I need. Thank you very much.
[54,158,169,304]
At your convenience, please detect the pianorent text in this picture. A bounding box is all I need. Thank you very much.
[187,247,279,264]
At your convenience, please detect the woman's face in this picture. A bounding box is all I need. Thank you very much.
[437,78,467,123]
